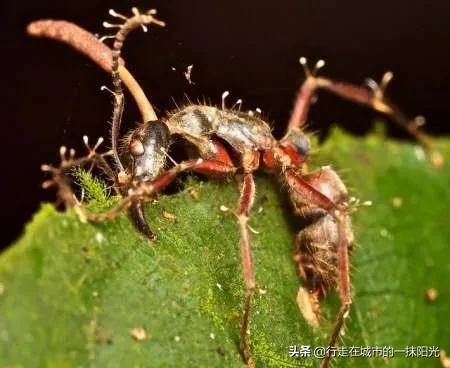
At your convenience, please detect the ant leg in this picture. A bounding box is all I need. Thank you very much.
[42,136,115,207]
[286,58,443,167]
[284,168,352,368]
[82,158,236,236]
[112,139,236,240]
[284,169,337,211]
[146,138,237,193]
[148,151,256,367]
[131,157,236,240]
[320,210,352,368]
[84,196,134,222]
[237,172,256,368]
[144,158,237,196]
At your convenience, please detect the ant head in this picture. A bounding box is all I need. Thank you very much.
[125,120,171,180]
[280,128,311,159]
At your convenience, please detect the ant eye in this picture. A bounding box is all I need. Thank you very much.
[130,139,145,156]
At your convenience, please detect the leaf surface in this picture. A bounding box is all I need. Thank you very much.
[0,130,449,368]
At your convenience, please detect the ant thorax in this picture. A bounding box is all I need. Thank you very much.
[166,105,274,154]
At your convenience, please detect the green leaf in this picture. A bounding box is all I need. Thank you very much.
[0,130,449,368]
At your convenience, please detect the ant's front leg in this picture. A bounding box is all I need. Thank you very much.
[88,156,237,239]
[286,58,443,167]
[42,136,115,208]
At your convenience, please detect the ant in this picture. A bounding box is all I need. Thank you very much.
[28,7,442,368]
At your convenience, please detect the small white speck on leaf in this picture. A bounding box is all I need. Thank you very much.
[95,232,105,243]
[426,288,438,302]
[130,327,147,341]
[163,210,176,221]
[414,146,426,161]
[392,197,403,208]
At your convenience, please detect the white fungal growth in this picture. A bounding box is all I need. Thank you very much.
[108,9,127,20]
[315,59,325,69]
[130,327,147,341]
[184,64,194,85]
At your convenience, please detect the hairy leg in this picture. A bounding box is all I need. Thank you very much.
[286,58,443,167]
[237,172,256,368]
[284,167,353,368]
[41,136,115,207]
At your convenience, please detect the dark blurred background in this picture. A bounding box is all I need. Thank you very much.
[1,0,449,250]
